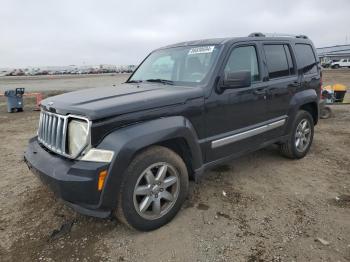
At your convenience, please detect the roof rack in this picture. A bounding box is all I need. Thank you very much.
[295,35,308,39]
[248,32,266,37]
[248,32,308,39]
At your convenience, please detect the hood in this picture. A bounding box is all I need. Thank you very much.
[41,83,204,120]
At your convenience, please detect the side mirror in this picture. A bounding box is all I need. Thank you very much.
[222,70,251,89]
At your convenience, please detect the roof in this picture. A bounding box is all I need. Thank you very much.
[161,37,233,48]
[316,44,350,57]
[159,35,312,50]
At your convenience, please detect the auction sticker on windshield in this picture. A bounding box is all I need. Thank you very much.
[188,46,215,55]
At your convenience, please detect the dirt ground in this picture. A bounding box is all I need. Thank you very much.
[0,73,130,93]
[0,71,350,262]
[323,69,350,89]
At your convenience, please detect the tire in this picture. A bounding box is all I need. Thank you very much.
[280,110,314,159]
[320,107,331,119]
[333,64,340,69]
[115,146,189,231]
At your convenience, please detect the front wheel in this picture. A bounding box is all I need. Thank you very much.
[280,110,314,159]
[115,146,189,231]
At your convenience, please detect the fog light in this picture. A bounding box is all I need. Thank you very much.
[98,170,107,191]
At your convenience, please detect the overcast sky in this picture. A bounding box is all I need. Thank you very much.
[1,0,350,68]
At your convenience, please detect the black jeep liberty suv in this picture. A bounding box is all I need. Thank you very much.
[24,33,321,231]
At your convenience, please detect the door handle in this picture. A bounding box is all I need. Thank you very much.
[292,81,301,87]
[253,88,266,95]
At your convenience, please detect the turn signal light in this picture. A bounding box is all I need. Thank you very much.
[98,170,107,191]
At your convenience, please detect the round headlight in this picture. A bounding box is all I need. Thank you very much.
[67,119,89,156]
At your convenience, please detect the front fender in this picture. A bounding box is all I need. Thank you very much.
[96,116,202,209]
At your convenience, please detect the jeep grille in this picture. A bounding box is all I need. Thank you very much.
[37,110,89,158]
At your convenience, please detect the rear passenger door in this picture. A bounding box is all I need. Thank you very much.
[262,43,298,138]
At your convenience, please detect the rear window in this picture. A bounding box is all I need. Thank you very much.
[264,44,295,79]
[294,44,318,74]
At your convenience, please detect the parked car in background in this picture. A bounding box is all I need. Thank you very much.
[7,69,25,76]
[25,33,321,231]
[331,58,350,69]
[321,60,333,68]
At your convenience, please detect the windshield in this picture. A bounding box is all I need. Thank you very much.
[128,45,221,86]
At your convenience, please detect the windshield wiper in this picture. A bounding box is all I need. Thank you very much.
[127,80,143,83]
[145,79,174,85]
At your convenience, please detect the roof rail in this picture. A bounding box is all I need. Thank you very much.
[249,32,309,39]
[295,35,308,39]
[248,32,265,37]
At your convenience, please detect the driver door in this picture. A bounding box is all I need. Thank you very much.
[204,42,270,162]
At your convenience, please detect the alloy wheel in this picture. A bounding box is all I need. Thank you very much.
[295,119,311,152]
[133,162,180,220]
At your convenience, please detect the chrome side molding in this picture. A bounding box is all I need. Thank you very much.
[211,119,286,149]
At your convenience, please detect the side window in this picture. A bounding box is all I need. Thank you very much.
[224,46,260,82]
[294,44,318,75]
[263,44,290,79]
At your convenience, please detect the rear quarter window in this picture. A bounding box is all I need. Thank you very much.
[294,44,318,74]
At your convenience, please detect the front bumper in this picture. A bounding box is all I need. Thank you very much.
[24,137,111,218]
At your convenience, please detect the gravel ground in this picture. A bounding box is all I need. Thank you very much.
[0,71,350,262]
[0,73,130,93]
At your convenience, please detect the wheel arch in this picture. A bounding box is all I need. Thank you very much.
[156,137,195,180]
[95,116,203,209]
[300,101,318,125]
[283,89,319,137]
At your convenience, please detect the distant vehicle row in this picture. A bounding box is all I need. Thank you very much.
[2,67,136,77]
[321,58,350,69]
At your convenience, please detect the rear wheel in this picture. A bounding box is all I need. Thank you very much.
[115,146,189,231]
[320,106,331,119]
[280,110,314,159]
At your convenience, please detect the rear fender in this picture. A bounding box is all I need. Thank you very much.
[284,89,318,133]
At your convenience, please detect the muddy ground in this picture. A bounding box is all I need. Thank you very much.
[0,71,350,262]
